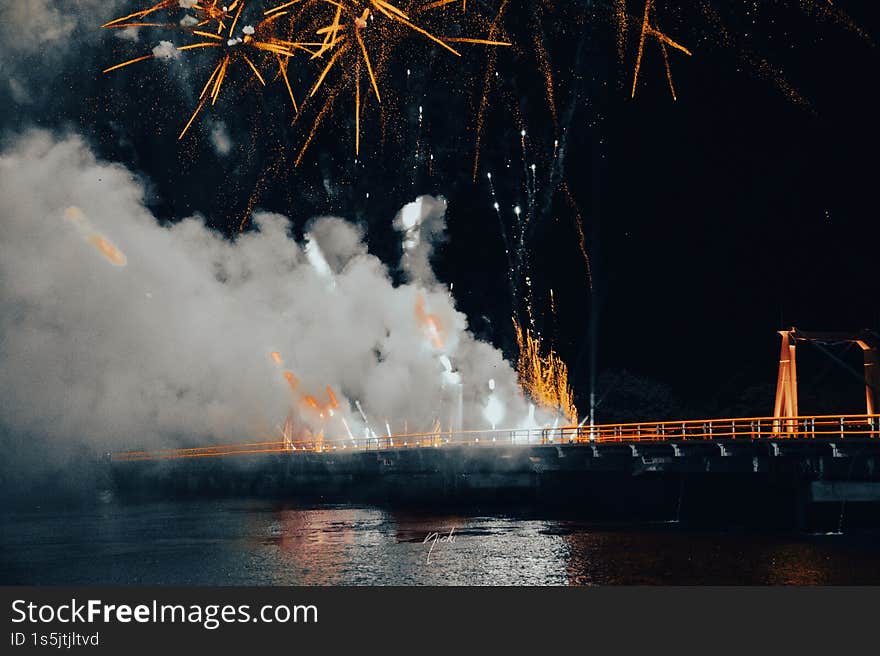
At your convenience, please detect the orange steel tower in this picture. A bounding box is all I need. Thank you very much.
[773,328,878,425]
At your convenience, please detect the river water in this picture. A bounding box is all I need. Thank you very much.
[3,500,879,585]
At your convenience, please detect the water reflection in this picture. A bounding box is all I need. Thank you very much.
[561,525,880,585]
[256,506,569,585]
[2,501,879,585]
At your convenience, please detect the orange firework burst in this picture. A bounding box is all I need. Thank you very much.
[268,350,343,444]
[104,1,309,140]
[513,319,577,425]
[282,0,511,162]
[415,294,445,350]
[101,0,510,156]
[100,1,870,163]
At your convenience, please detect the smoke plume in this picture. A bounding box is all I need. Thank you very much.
[0,131,540,473]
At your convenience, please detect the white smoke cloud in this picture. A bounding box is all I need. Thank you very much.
[394,196,448,284]
[7,78,32,105]
[0,132,540,455]
[152,40,180,61]
[209,121,232,156]
[114,25,141,43]
[0,0,126,54]
[0,0,128,102]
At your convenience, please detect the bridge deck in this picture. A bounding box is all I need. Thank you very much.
[111,413,880,462]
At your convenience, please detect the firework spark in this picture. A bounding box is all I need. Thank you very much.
[269,349,347,445]
[102,1,510,156]
[103,1,304,140]
[63,207,128,267]
[415,293,445,350]
[285,0,511,161]
[101,1,869,162]
[514,319,577,425]
[630,0,692,100]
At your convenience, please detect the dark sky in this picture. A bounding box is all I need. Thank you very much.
[583,2,880,418]
[2,0,877,422]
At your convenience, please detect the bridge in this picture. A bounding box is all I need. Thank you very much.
[107,412,880,530]
[112,326,879,463]
[105,328,880,528]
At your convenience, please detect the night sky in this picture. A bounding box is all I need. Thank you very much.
[2,1,877,423]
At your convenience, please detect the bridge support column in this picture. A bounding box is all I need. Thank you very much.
[773,330,798,434]
[857,339,878,416]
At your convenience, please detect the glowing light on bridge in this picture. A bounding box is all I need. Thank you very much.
[110,413,880,462]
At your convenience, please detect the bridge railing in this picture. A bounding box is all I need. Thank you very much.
[110,414,880,461]
[568,414,880,444]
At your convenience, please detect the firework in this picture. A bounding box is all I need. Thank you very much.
[284,0,511,161]
[415,294,445,350]
[63,207,128,267]
[102,1,511,155]
[104,1,309,140]
[618,0,869,105]
[101,2,869,162]
[514,319,577,425]
[629,0,691,100]
[269,349,346,447]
